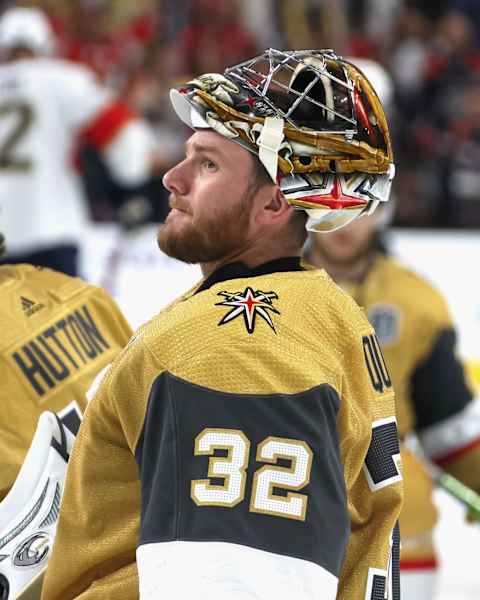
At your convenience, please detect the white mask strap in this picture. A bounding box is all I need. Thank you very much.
[257,117,284,182]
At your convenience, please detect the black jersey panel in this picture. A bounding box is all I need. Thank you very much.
[135,372,349,578]
[412,328,473,431]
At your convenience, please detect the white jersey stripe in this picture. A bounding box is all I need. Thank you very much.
[137,540,338,600]
[418,396,480,461]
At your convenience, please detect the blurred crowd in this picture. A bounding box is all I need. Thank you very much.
[4,0,480,229]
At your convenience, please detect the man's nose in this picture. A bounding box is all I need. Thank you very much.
[163,161,188,195]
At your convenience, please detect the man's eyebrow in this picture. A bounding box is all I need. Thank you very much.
[185,140,224,157]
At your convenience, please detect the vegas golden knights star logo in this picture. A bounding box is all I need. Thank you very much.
[216,288,280,334]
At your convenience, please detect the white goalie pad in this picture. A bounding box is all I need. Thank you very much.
[0,412,76,600]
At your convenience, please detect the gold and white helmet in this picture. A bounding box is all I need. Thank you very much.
[170,48,395,232]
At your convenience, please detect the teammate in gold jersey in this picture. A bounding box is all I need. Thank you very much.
[0,218,133,599]
[304,207,480,599]
[43,50,402,600]
[0,255,133,500]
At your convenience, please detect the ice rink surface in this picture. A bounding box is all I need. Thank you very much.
[81,225,480,599]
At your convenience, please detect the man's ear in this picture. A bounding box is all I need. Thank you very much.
[255,186,293,226]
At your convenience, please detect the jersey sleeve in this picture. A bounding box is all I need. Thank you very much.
[337,324,403,600]
[51,60,157,192]
[411,290,473,432]
[52,61,113,132]
[40,336,158,600]
[411,293,480,492]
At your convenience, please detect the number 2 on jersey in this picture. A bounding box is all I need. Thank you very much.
[0,101,34,170]
[191,428,313,521]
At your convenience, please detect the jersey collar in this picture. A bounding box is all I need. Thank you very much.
[195,257,304,295]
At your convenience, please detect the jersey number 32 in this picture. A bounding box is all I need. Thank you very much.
[191,428,313,522]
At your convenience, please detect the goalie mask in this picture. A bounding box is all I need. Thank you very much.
[169,48,395,232]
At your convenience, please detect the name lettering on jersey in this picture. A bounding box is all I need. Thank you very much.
[20,295,45,317]
[362,333,392,394]
[216,288,280,334]
[11,305,110,397]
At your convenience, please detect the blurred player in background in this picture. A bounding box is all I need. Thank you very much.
[0,208,133,598]
[0,6,162,277]
[304,57,480,600]
[43,49,402,600]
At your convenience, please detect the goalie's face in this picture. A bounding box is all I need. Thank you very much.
[158,130,258,265]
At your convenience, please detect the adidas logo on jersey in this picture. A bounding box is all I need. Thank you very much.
[20,296,45,317]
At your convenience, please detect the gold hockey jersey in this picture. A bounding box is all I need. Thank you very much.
[0,264,133,500]
[42,258,403,600]
[339,253,480,554]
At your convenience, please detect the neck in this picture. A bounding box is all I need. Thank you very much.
[305,242,374,285]
[201,239,302,278]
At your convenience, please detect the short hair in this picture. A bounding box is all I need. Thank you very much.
[248,154,274,194]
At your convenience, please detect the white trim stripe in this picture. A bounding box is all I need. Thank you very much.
[418,396,480,461]
[137,540,338,600]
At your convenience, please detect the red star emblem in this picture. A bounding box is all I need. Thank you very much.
[216,287,280,334]
[238,96,256,110]
[297,175,370,210]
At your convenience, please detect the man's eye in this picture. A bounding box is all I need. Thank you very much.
[203,160,217,171]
